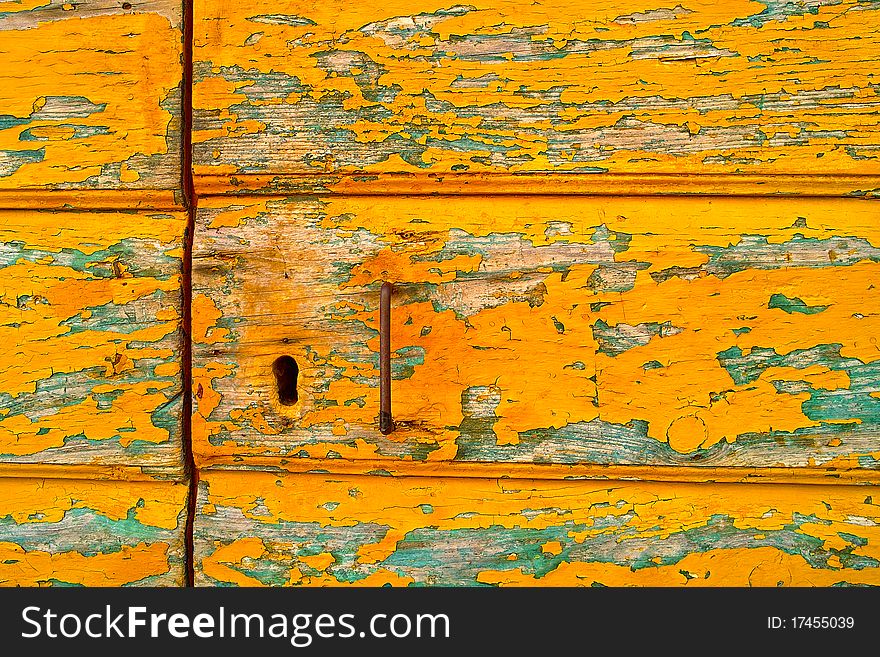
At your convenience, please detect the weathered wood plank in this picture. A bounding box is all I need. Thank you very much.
[0,477,187,586]
[193,0,880,193]
[192,195,880,479]
[0,0,182,200]
[193,173,880,198]
[0,209,186,478]
[193,470,880,586]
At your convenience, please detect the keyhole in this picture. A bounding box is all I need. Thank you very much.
[273,356,299,405]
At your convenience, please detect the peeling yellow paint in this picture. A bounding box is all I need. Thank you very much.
[201,537,268,587]
[0,209,186,475]
[300,552,335,571]
[0,542,174,587]
[193,0,880,191]
[193,195,880,476]
[0,478,188,586]
[194,471,880,586]
[0,2,182,191]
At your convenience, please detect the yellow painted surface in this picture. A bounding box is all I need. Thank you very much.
[0,477,188,586]
[0,0,182,196]
[0,209,187,477]
[192,195,880,480]
[0,2,190,590]
[194,470,880,586]
[193,172,880,198]
[193,0,880,192]
[1,0,876,592]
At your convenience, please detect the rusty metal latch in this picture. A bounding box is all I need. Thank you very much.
[379,282,394,435]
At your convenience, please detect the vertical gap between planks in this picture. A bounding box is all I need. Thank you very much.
[181,0,198,588]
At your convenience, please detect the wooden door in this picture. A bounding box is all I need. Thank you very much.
[188,0,880,586]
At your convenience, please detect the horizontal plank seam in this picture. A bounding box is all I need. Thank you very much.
[194,460,880,487]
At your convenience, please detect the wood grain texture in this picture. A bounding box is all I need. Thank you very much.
[1,209,186,478]
[0,477,187,586]
[193,0,880,193]
[192,195,880,479]
[193,470,880,586]
[0,0,183,200]
[193,172,880,198]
